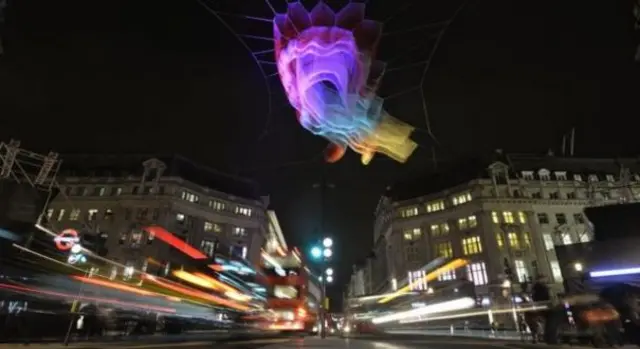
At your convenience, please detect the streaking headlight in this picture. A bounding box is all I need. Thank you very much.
[371,297,476,324]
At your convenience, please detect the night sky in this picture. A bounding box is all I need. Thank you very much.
[0,0,638,305]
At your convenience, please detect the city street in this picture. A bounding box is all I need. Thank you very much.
[3,335,632,349]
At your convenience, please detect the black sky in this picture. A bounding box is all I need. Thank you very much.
[0,0,638,305]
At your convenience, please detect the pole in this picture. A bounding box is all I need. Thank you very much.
[320,269,326,338]
[319,167,326,338]
[63,268,90,345]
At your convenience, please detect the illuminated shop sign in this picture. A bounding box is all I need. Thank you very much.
[53,228,86,264]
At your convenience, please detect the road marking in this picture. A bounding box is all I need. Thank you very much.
[121,341,212,348]
[228,338,294,345]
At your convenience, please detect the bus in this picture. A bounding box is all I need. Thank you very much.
[259,248,320,332]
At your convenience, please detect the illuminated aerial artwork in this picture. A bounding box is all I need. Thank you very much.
[274,2,418,165]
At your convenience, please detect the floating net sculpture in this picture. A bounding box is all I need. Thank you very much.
[197,0,466,169]
[273,2,417,165]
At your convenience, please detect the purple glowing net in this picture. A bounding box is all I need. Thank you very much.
[273,2,417,165]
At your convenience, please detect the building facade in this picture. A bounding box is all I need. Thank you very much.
[371,151,640,300]
[43,155,270,271]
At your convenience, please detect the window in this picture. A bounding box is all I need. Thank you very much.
[543,234,554,250]
[406,245,419,262]
[129,229,144,247]
[200,239,218,257]
[235,206,252,217]
[452,192,472,206]
[204,222,221,232]
[468,215,477,228]
[491,211,500,224]
[466,262,488,286]
[209,200,225,211]
[573,174,582,182]
[46,209,54,220]
[507,232,520,249]
[496,233,504,249]
[176,213,185,223]
[462,236,482,255]
[438,269,456,281]
[233,227,246,237]
[136,208,148,220]
[515,260,529,282]
[567,192,577,199]
[573,213,584,224]
[561,232,572,245]
[435,242,453,258]
[538,169,550,181]
[555,172,567,181]
[401,207,419,218]
[87,209,98,221]
[537,213,549,224]
[556,213,567,225]
[69,209,81,221]
[579,232,590,243]
[550,261,563,282]
[181,191,199,203]
[404,228,421,240]
[426,200,445,213]
[111,187,122,196]
[588,174,598,182]
[430,223,449,237]
[56,209,65,221]
[522,232,531,248]
[606,174,615,182]
[502,211,515,224]
[522,171,534,180]
[518,211,527,224]
[458,217,468,230]
[104,209,114,220]
[94,187,106,196]
[549,191,560,199]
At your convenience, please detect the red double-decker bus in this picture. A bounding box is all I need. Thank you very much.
[259,248,321,332]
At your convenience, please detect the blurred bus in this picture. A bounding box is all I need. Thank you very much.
[259,249,320,332]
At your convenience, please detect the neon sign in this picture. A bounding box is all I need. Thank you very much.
[54,229,86,264]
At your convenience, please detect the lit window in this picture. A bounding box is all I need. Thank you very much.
[209,200,225,211]
[401,207,419,218]
[550,261,563,282]
[97,187,106,196]
[88,209,98,221]
[496,233,504,249]
[468,215,477,228]
[430,223,449,237]
[491,211,500,224]
[466,262,488,285]
[438,269,456,281]
[573,174,582,182]
[235,206,252,217]
[507,232,520,249]
[441,223,450,234]
[233,227,246,237]
[538,169,550,181]
[562,233,572,245]
[176,213,185,222]
[458,217,468,230]
[435,242,453,258]
[200,239,218,257]
[462,236,482,255]
[518,211,527,224]
[57,209,65,221]
[579,233,590,243]
[588,174,598,182]
[515,260,529,282]
[69,209,81,221]
[523,232,531,248]
[412,228,422,239]
[46,208,54,220]
[502,211,515,224]
[181,191,199,203]
[543,234,554,250]
[403,231,413,241]
[606,174,615,182]
[426,200,445,213]
[521,171,534,180]
[554,172,567,181]
[452,193,472,206]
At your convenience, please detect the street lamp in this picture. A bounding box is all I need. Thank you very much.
[323,248,333,258]
[309,237,334,339]
[323,237,333,248]
[326,275,334,283]
[326,268,334,276]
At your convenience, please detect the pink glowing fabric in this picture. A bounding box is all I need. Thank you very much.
[273,2,417,165]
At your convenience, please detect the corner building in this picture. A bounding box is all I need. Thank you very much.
[373,151,640,300]
[44,155,269,269]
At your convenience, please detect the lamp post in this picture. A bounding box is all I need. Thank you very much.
[310,237,334,338]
